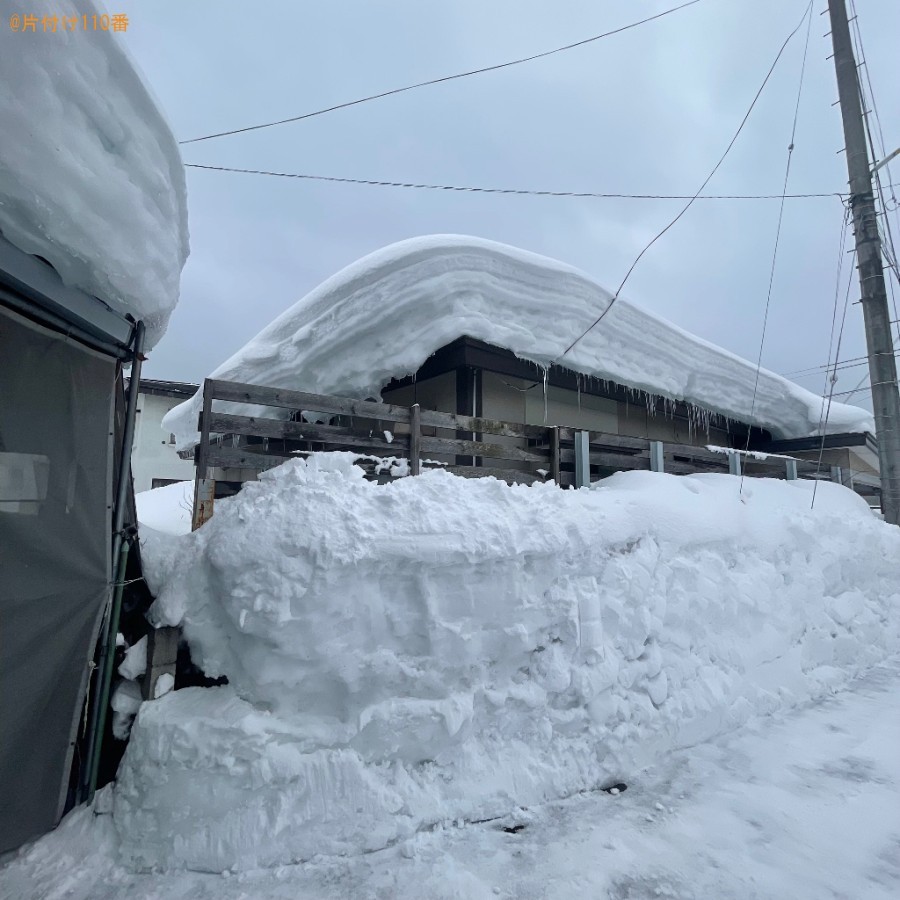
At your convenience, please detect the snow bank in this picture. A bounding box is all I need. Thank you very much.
[135,481,193,536]
[0,0,189,349]
[115,456,900,871]
[162,236,872,446]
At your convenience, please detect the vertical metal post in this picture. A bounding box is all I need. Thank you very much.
[86,538,130,801]
[409,403,421,476]
[785,458,798,481]
[574,430,590,488]
[81,320,145,803]
[829,0,900,525]
[649,441,665,473]
[728,451,742,477]
[550,426,561,485]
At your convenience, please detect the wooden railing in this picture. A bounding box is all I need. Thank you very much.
[188,378,829,529]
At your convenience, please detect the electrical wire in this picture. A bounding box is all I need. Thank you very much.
[551,3,814,366]
[848,0,900,345]
[179,0,703,145]
[183,163,853,201]
[811,244,858,508]
[787,353,900,380]
[849,0,899,209]
[811,203,851,438]
[742,2,813,461]
[830,371,872,400]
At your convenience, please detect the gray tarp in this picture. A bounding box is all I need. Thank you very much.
[0,305,114,853]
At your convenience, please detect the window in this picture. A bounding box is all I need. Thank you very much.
[0,452,50,515]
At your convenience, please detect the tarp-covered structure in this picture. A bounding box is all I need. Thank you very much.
[0,237,135,852]
[0,0,188,853]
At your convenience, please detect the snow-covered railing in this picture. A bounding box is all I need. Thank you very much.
[191,378,559,486]
[188,378,829,526]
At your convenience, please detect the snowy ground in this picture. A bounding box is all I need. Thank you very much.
[135,481,193,536]
[5,658,899,899]
[7,461,899,897]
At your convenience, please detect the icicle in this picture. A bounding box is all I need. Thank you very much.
[542,367,549,424]
[577,373,582,411]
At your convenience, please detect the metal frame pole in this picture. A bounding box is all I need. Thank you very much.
[80,320,145,802]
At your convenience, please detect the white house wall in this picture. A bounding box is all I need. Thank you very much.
[131,392,195,493]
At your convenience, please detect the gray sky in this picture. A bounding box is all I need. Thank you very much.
[118,0,900,412]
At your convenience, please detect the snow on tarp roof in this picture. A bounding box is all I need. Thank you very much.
[164,235,874,446]
[0,0,189,351]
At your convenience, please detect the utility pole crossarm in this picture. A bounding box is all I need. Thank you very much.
[828,0,900,525]
[872,146,900,177]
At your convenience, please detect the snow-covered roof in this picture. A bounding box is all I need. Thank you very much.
[164,235,873,445]
[0,0,188,351]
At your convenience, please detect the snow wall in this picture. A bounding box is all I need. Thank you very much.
[116,456,900,872]
[162,236,873,446]
[0,0,189,350]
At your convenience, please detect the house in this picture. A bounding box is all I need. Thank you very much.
[163,236,879,503]
[128,379,199,493]
[0,2,188,853]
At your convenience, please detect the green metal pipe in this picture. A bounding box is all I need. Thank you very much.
[80,320,144,803]
[86,537,131,803]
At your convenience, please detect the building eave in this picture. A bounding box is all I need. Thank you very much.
[0,230,134,356]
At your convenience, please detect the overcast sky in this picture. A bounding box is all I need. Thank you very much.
[117,0,900,411]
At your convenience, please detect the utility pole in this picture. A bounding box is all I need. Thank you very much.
[828,0,900,525]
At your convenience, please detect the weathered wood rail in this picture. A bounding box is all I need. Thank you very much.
[189,378,829,526]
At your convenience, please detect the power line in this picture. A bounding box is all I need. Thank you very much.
[183,163,850,200]
[849,0,900,349]
[179,0,703,146]
[785,349,900,381]
[831,376,872,399]
[553,3,813,365]
[811,241,858,505]
[743,0,813,466]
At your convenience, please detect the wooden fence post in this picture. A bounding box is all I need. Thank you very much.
[192,379,216,530]
[142,626,180,701]
[550,426,560,485]
[409,403,421,476]
[574,430,590,488]
[191,477,215,531]
[650,441,665,473]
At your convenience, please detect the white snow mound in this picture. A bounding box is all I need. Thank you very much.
[135,481,193,536]
[0,0,189,349]
[162,236,872,446]
[115,456,900,871]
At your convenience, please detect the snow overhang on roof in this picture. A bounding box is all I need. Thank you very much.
[163,235,875,448]
[0,0,189,352]
[0,231,133,355]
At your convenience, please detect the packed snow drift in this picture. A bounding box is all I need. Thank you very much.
[135,481,193,536]
[163,236,872,447]
[116,456,900,872]
[0,0,189,349]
